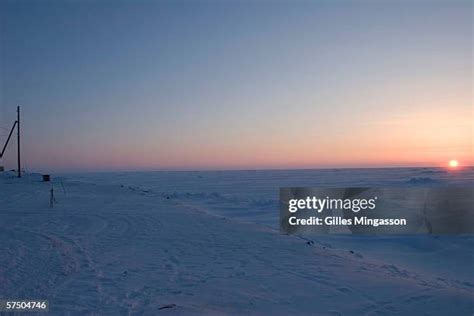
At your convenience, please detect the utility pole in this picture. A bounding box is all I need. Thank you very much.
[17,106,21,178]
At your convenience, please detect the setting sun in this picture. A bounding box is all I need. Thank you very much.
[449,160,459,168]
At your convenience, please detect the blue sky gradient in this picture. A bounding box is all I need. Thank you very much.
[0,0,472,171]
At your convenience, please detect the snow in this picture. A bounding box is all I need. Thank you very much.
[0,168,473,314]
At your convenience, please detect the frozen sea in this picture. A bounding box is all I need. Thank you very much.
[69,166,474,226]
[1,167,473,314]
[68,167,474,281]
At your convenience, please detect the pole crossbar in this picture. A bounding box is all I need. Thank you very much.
[0,106,21,177]
[0,120,17,158]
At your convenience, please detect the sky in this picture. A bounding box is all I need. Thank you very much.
[0,0,472,172]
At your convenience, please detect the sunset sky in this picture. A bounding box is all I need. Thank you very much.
[0,0,472,172]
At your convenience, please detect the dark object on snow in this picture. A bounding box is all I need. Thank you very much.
[0,166,4,172]
[50,188,57,208]
[158,304,176,310]
[42,174,51,182]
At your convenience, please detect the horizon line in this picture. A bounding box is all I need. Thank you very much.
[28,164,474,174]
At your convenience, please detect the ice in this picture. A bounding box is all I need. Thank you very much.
[0,167,473,314]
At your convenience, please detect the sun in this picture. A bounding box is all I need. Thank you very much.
[448,159,459,168]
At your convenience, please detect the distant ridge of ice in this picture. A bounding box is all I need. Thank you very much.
[407,177,438,184]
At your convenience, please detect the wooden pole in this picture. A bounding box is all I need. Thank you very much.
[17,106,21,178]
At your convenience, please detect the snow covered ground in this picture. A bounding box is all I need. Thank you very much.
[0,168,473,315]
